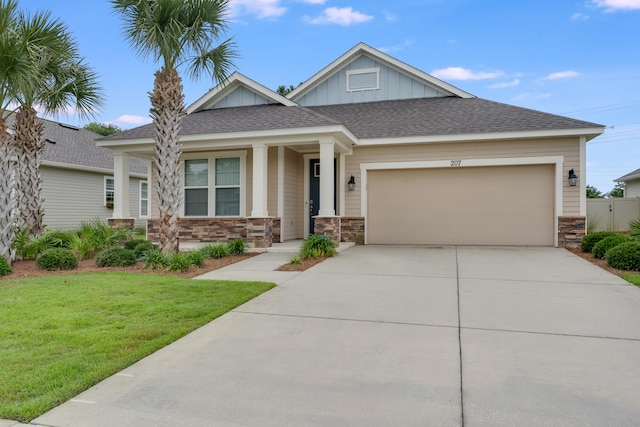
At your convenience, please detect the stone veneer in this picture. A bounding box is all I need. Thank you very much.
[314,217,341,244]
[147,217,278,249]
[108,218,135,230]
[558,216,586,249]
[340,217,365,244]
[272,218,281,243]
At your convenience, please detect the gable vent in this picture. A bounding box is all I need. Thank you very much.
[346,68,379,92]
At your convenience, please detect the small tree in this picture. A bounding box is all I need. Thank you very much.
[84,122,122,136]
[586,185,604,199]
[606,183,625,198]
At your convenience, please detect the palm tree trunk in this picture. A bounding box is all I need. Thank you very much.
[13,106,45,236]
[0,120,16,263]
[150,66,184,253]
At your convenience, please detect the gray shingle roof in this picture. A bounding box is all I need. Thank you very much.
[615,167,640,182]
[103,97,603,142]
[309,97,603,139]
[101,104,341,140]
[7,115,147,174]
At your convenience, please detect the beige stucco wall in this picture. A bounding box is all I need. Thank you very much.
[344,136,582,217]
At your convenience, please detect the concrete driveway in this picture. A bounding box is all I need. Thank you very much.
[31,246,640,427]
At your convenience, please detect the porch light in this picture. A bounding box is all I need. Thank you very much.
[568,169,578,187]
[348,175,356,191]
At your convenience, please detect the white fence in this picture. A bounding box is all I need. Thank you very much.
[587,197,640,232]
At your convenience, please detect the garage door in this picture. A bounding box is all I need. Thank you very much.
[367,164,555,246]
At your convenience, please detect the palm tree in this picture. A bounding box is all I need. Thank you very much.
[11,7,103,237]
[112,0,236,252]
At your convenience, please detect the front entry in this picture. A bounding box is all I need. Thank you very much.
[308,158,337,234]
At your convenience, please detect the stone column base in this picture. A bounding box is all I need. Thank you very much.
[314,217,341,245]
[246,218,274,248]
[108,218,135,230]
[340,217,365,244]
[558,216,586,249]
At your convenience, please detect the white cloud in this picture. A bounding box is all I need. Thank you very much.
[431,67,504,81]
[114,115,152,126]
[592,0,640,11]
[514,92,552,101]
[378,39,414,53]
[543,70,581,80]
[298,0,326,4]
[489,79,521,89]
[229,0,287,19]
[304,7,374,25]
[571,12,590,21]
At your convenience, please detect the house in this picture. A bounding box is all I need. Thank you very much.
[7,115,149,231]
[615,168,640,198]
[98,43,604,248]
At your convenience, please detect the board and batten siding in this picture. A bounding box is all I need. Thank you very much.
[344,137,581,217]
[41,166,145,231]
[295,54,447,107]
[213,86,271,109]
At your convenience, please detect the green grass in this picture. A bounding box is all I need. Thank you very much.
[623,273,640,287]
[0,273,275,422]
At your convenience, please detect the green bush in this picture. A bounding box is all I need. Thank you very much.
[592,234,633,259]
[95,247,137,267]
[186,251,205,268]
[288,256,301,265]
[133,241,158,258]
[200,243,230,259]
[605,241,640,271]
[630,218,640,239]
[13,228,64,260]
[124,238,147,251]
[167,252,192,273]
[227,239,247,256]
[36,248,78,271]
[0,256,11,276]
[300,234,336,259]
[142,249,170,270]
[581,231,616,253]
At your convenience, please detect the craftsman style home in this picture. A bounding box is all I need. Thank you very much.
[99,43,604,248]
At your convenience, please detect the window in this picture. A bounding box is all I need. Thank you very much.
[104,177,114,208]
[183,154,244,217]
[184,159,209,216]
[139,181,149,218]
[346,68,380,92]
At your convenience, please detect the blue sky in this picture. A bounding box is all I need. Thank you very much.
[19,0,640,194]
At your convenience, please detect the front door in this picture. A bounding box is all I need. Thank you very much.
[308,158,337,234]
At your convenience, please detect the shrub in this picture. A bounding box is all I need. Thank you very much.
[124,238,147,251]
[134,241,158,258]
[581,231,616,253]
[95,247,137,267]
[300,234,336,259]
[142,249,170,270]
[77,218,132,252]
[13,228,64,260]
[167,252,192,273]
[592,234,633,259]
[227,239,247,256]
[67,234,95,260]
[200,243,229,259]
[606,241,640,271]
[630,218,640,239]
[288,256,301,265]
[0,256,11,276]
[186,251,205,268]
[36,248,78,271]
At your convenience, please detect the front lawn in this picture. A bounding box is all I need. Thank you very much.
[0,273,274,422]
[623,273,640,287]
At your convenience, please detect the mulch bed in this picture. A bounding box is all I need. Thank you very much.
[276,257,327,272]
[1,253,259,280]
[566,247,635,277]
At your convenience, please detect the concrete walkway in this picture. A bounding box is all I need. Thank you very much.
[22,246,640,426]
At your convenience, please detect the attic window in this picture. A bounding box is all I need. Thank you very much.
[59,123,79,131]
[346,68,379,92]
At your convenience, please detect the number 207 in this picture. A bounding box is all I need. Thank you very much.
[450,160,462,167]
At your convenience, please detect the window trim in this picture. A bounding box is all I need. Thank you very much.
[139,180,149,218]
[180,151,246,218]
[346,67,380,92]
[104,176,114,208]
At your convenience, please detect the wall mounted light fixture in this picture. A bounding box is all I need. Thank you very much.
[568,169,578,187]
[348,175,356,191]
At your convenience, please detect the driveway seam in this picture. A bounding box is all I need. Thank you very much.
[460,325,640,342]
[455,246,465,427]
[459,276,631,287]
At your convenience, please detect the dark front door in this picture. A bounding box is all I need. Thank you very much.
[309,158,337,234]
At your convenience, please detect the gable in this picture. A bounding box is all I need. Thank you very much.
[212,86,272,109]
[289,43,474,107]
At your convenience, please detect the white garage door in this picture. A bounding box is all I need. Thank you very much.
[367,164,555,246]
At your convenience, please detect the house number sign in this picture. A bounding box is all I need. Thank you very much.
[450,160,462,167]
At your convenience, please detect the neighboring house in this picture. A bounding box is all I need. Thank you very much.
[99,43,604,248]
[7,115,149,231]
[615,168,640,198]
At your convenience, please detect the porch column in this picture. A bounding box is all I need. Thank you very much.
[251,143,269,217]
[318,139,335,217]
[113,152,130,219]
